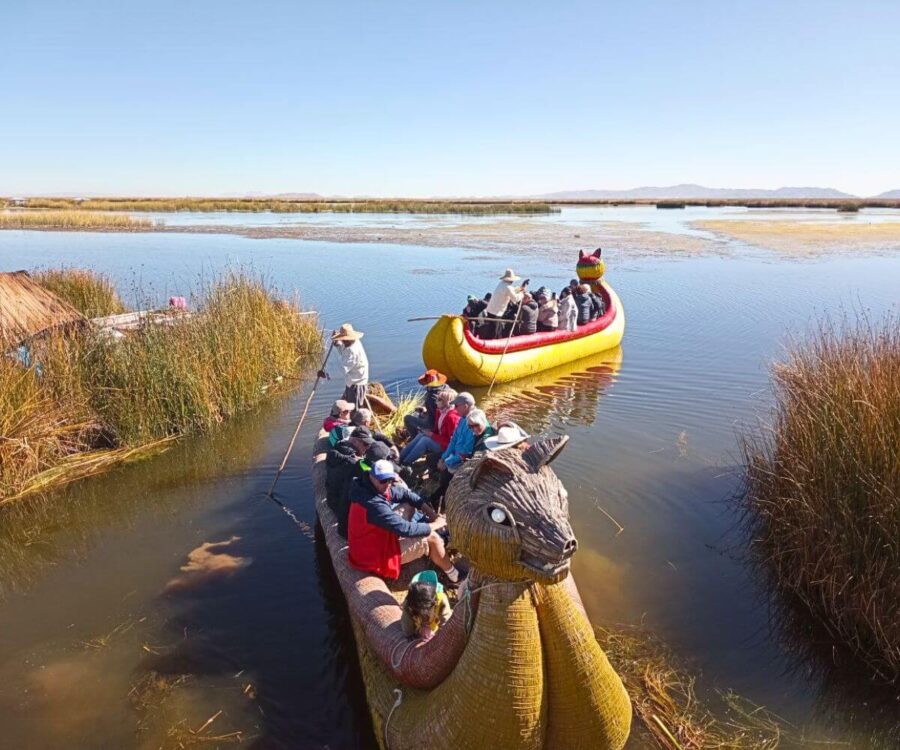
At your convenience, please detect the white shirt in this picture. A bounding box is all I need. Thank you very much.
[484,280,522,317]
[339,339,369,387]
[558,295,578,331]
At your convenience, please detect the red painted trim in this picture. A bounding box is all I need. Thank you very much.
[463,286,616,354]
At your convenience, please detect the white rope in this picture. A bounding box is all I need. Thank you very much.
[389,637,414,670]
[383,687,404,749]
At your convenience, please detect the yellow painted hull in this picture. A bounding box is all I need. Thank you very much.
[423,282,625,386]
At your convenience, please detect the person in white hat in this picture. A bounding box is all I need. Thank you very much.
[319,323,370,409]
[483,421,530,451]
[482,269,529,339]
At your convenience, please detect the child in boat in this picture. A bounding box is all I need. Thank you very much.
[401,576,452,641]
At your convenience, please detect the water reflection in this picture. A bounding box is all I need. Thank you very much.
[474,347,623,434]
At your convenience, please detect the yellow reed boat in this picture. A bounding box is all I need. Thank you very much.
[422,280,625,386]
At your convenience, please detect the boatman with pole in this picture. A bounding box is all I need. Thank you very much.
[482,268,528,339]
[319,323,370,409]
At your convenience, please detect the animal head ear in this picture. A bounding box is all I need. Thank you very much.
[469,453,516,490]
[522,435,569,472]
[593,247,602,258]
[578,250,585,260]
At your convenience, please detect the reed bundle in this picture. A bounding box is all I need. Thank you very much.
[33,268,127,318]
[0,270,322,502]
[740,314,900,682]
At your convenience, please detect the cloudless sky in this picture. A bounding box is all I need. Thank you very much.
[2,1,898,197]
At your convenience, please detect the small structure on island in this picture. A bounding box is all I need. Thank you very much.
[0,270,87,349]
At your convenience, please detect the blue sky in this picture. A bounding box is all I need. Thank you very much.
[2,1,898,197]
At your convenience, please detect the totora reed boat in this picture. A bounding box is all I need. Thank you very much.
[313,429,632,749]
[421,280,625,387]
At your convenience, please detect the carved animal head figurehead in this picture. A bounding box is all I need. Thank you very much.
[445,436,577,583]
[576,248,605,289]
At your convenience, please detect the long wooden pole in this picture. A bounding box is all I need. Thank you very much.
[407,314,516,327]
[267,341,335,497]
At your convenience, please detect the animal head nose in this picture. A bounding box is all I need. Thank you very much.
[562,536,578,559]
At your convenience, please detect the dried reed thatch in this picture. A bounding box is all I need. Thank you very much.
[0,271,86,348]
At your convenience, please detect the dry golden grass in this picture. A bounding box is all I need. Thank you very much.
[0,271,322,502]
[33,268,127,317]
[0,209,154,229]
[694,219,900,252]
[741,315,900,682]
[22,197,556,215]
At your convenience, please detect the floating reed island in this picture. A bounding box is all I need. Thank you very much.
[0,269,322,503]
[740,314,900,682]
[16,198,558,215]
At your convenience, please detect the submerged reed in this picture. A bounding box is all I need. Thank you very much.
[740,314,900,682]
[0,270,322,502]
[33,268,127,318]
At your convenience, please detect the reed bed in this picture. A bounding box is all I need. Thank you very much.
[0,270,322,502]
[33,268,127,318]
[740,314,900,682]
[22,197,557,215]
[0,210,154,230]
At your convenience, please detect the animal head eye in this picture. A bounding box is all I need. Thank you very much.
[488,506,511,526]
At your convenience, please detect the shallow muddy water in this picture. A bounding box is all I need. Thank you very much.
[1,219,899,748]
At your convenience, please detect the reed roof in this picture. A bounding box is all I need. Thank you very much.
[0,270,86,347]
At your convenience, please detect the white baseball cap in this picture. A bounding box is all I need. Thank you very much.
[371,459,398,481]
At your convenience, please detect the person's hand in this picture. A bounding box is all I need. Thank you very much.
[421,502,438,521]
[419,626,434,641]
[317,369,329,380]
[390,446,400,460]
[437,459,446,471]
[422,429,433,437]
[430,516,447,531]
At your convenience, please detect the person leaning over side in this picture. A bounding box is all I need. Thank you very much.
[319,323,369,409]
[404,369,449,440]
[348,459,463,586]
[325,426,376,538]
[482,269,528,339]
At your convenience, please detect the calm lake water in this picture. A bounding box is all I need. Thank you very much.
[1,210,899,749]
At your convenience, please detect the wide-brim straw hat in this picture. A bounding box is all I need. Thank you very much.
[484,422,530,451]
[331,323,364,342]
[499,268,520,282]
[418,369,448,387]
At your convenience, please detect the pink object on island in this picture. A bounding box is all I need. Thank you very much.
[168,296,187,310]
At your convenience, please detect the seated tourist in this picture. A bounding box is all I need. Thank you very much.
[404,369,449,440]
[558,287,577,331]
[484,422,530,451]
[348,459,462,585]
[536,292,559,332]
[329,408,395,452]
[400,388,460,466]
[574,284,601,326]
[462,294,488,332]
[326,426,376,537]
[516,293,539,336]
[402,578,452,641]
[468,409,495,453]
[323,399,354,432]
[591,287,607,318]
[430,392,477,508]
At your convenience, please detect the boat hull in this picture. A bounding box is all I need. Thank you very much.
[422,281,625,386]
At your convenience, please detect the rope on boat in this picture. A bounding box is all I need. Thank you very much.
[486,298,525,397]
[383,688,404,750]
[459,578,530,634]
[390,638,415,669]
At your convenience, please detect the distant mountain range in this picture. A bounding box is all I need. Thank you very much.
[876,189,900,199]
[535,184,861,200]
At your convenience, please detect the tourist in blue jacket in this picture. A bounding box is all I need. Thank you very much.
[430,392,477,509]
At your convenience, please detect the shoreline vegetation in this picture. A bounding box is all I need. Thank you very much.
[5,196,900,211]
[6,198,558,215]
[0,269,322,504]
[740,315,900,683]
[0,210,156,230]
